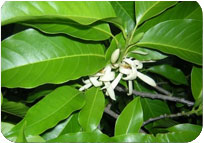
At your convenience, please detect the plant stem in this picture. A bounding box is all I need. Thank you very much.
[115,85,194,106]
[153,86,172,96]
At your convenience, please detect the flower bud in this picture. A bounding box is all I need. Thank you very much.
[111,48,120,64]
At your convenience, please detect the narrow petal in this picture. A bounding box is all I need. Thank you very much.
[119,65,132,75]
[89,76,102,87]
[79,83,92,91]
[111,73,123,89]
[83,79,91,84]
[123,65,137,81]
[137,71,157,87]
[134,60,143,69]
[127,80,133,95]
[99,71,115,82]
[104,82,116,100]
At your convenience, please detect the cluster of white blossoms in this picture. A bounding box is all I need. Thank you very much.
[79,48,157,100]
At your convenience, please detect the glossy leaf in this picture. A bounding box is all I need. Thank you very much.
[23,22,112,41]
[137,19,202,65]
[2,28,106,88]
[79,87,105,132]
[42,113,81,141]
[148,64,187,85]
[167,123,202,133]
[135,1,202,34]
[2,99,29,118]
[191,66,202,101]
[16,121,27,143]
[6,86,85,136]
[110,1,135,34]
[115,97,143,135]
[135,1,177,25]
[127,47,167,61]
[26,135,45,142]
[48,130,110,142]
[1,122,15,135]
[112,133,155,142]
[26,89,53,103]
[2,1,116,26]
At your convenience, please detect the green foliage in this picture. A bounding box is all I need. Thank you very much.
[1,1,202,142]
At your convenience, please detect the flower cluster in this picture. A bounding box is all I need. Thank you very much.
[79,49,157,100]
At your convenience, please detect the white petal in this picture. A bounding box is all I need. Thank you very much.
[79,83,92,91]
[127,80,133,95]
[111,73,123,89]
[134,60,143,69]
[83,79,91,84]
[131,50,148,55]
[122,65,137,81]
[99,71,115,82]
[111,48,120,64]
[123,58,135,67]
[89,76,102,87]
[119,65,132,75]
[104,82,116,100]
[137,71,157,87]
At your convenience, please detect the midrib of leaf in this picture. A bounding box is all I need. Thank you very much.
[137,1,160,24]
[116,2,132,20]
[2,54,105,72]
[185,8,201,19]
[25,92,80,132]
[86,88,99,130]
[137,42,202,56]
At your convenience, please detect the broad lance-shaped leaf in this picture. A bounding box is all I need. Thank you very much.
[79,87,105,132]
[110,1,135,34]
[148,64,187,85]
[2,28,106,88]
[48,130,111,142]
[1,1,116,26]
[137,19,202,65]
[191,66,202,102]
[2,99,29,118]
[42,113,81,141]
[5,86,85,137]
[135,1,202,35]
[23,22,112,41]
[135,1,177,25]
[115,97,143,135]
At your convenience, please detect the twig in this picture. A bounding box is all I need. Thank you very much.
[142,112,191,127]
[115,86,194,106]
[104,104,119,119]
[154,86,172,95]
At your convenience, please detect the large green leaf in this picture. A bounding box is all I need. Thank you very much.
[135,1,202,34]
[148,64,187,85]
[112,133,155,142]
[127,47,167,61]
[1,122,15,135]
[42,113,81,141]
[2,99,29,118]
[1,1,116,26]
[2,29,106,88]
[79,87,105,132]
[26,135,45,142]
[135,1,177,25]
[167,123,202,133]
[110,1,135,34]
[137,19,202,65]
[115,97,143,135]
[48,130,110,142]
[6,86,85,136]
[191,66,202,102]
[23,22,112,41]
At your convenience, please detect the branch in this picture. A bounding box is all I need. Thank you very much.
[115,86,194,106]
[153,86,172,95]
[104,104,118,119]
[142,112,191,126]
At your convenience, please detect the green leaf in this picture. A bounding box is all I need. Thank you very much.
[110,1,135,34]
[6,86,85,136]
[115,97,143,135]
[48,130,110,142]
[23,22,112,41]
[191,66,202,102]
[137,19,202,65]
[1,122,15,135]
[2,1,116,26]
[2,99,29,118]
[135,1,177,25]
[127,47,167,61]
[16,121,27,143]
[148,64,187,85]
[112,133,155,142]
[135,1,202,34]
[2,28,106,88]
[155,123,202,142]
[42,113,81,141]
[79,87,105,132]
[26,135,45,142]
